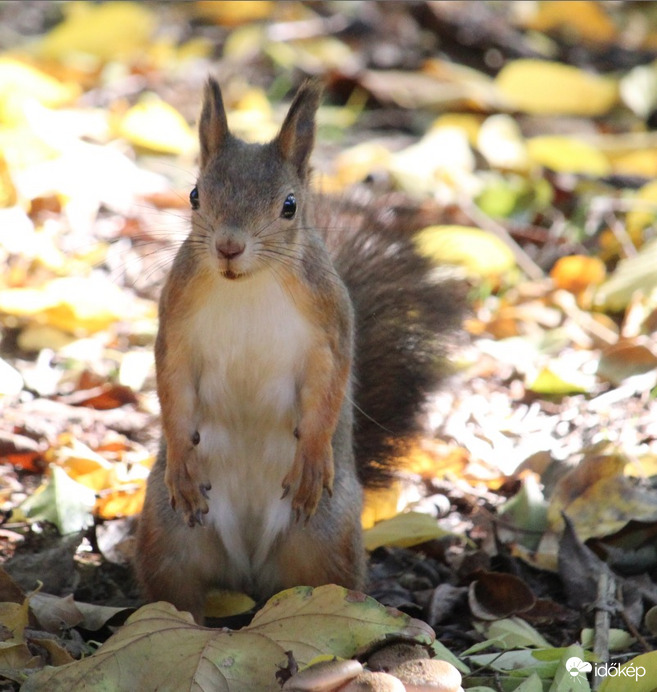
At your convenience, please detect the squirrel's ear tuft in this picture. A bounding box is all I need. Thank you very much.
[276,79,324,180]
[199,77,229,168]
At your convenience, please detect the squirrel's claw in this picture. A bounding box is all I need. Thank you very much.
[165,455,210,528]
[283,442,334,522]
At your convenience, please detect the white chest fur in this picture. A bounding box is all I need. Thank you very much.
[187,269,313,588]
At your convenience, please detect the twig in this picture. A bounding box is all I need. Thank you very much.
[592,569,614,689]
[617,582,651,653]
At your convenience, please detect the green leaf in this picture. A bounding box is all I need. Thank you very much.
[466,649,559,678]
[498,474,549,551]
[595,237,657,311]
[513,674,544,692]
[476,618,551,649]
[430,640,470,675]
[550,645,591,691]
[18,465,95,535]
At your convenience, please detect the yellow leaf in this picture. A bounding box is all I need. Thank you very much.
[414,225,516,280]
[598,652,657,692]
[430,113,483,146]
[608,148,657,179]
[362,483,403,530]
[525,1,617,44]
[0,57,79,125]
[363,511,453,551]
[550,255,606,294]
[205,590,256,619]
[626,179,657,241]
[527,136,611,176]
[334,142,392,187]
[548,451,657,541]
[223,24,268,61]
[527,364,593,395]
[0,155,16,207]
[95,484,145,519]
[496,59,618,116]
[225,87,277,143]
[37,2,155,63]
[0,598,30,642]
[195,1,275,26]
[0,123,60,172]
[118,95,196,155]
[0,277,137,334]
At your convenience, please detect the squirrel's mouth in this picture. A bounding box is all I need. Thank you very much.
[222,269,245,280]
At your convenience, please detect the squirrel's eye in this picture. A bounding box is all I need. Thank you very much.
[281,193,296,219]
[190,186,199,210]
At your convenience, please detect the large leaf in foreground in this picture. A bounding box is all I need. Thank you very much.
[22,585,433,692]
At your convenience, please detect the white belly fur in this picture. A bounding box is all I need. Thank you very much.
[189,269,312,590]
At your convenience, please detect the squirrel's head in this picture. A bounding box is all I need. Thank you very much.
[190,77,324,281]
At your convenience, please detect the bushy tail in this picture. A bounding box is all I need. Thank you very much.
[316,191,467,488]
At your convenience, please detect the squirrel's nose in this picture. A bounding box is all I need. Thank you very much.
[216,238,245,260]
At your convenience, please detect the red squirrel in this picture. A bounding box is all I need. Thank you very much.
[134,78,463,623]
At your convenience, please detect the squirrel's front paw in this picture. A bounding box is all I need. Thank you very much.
[282,441,334,521]
[165,457,211,527]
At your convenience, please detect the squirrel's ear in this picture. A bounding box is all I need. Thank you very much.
[199,77,229,168]
[276,79,324,180]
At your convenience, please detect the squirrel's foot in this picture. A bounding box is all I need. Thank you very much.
[165,456,211,527]
[282,441,334,521]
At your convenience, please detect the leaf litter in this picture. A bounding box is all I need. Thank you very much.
[2,1,657,690]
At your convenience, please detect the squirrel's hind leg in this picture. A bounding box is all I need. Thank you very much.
[135,456,221,624]
[275,504,366,592]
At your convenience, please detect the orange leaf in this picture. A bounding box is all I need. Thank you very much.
[550,255,606,294]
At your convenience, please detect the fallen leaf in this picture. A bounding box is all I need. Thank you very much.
[475,617,551,649]
[526,362,594,396]
[548,451,657,541]
[580,628,635,652]
[205,590,256,619]
[37,2,156,63]
[497,473,549,551]
[626,179,657,242]
[477,114,529,171]
[527,136,611,176]
[0,57,79,125]
[597,339,657,386]
[19,465,96,535]
[524,1,617,44]
[468,572,536,621]
[29,593,83,633]
[117,95,196,154]
[598,651,657,692]
[363,511,454,551]
[0,276,150,335]
[361,483,404,530]
[22,586,433,690]
[388,129,476,198]
[550,255,606,294]
[195,0,275,26]
[414,225,516,280]
[496,59,618,116]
